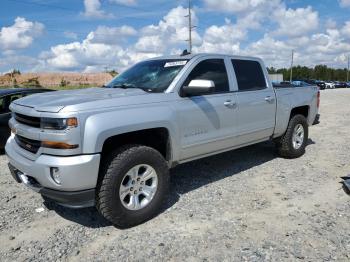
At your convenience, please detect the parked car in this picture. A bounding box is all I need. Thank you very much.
[292,80,311,87]
[325,81,335,89]
[272,81,293,88]
[346,82,350,88]
[0,88,53,149]
[315,81,326,90]
[334,81,347,88]
[6,54,320,227]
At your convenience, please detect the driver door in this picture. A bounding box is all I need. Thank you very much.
[175,58,238,161]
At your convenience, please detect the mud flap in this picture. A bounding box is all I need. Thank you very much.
[341,175,350,194]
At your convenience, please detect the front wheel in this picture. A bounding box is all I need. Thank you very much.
[96,145,170,228]
[275,114,309,158]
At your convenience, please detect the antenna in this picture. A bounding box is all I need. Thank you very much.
[290,50,294,82]
[185,0,195,53]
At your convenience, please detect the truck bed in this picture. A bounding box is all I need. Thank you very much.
[273,85,319,137]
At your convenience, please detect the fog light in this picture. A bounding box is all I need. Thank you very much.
[50,167,61,184]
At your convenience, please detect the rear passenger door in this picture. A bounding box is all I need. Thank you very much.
[231,59,276,144]
[176,58,238,160]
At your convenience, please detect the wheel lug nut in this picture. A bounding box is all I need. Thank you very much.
[139,187,143,191]
[134,190,137,194]
[130,187,134,191]
[137,178,140,181]
[132,181,135,185]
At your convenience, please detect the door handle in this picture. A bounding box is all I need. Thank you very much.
[265,96,275,103]
[224,100,236,108]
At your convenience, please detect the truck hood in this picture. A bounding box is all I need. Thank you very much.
[13,87,148,113]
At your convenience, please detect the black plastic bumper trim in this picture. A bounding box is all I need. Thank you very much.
[40,188,96,208]
[8,163,22,183]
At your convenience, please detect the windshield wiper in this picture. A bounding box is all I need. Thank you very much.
[111,84,153,92]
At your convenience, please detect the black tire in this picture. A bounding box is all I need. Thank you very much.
[96,145,170,228]
[275,114,309,159]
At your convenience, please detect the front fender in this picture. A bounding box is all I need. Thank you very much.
[81,105,179,160]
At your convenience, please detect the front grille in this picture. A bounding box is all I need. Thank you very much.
[14,113,41,128]
[15,135,41,154]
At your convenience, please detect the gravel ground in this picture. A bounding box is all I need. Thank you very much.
[0,89,350,261]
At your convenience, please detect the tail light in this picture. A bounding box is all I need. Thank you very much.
[317,91,320,109]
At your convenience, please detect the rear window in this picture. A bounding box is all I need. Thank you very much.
[231,59,267,91]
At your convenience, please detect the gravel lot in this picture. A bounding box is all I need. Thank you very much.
[0,89,349,261]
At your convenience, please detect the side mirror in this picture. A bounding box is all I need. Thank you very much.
[183,80,215,96]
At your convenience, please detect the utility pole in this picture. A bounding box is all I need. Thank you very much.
[185,0,195,53]
[347,54,349,83]
[290,50,294,82]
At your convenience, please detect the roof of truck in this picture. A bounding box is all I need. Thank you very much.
[147,53,261,61]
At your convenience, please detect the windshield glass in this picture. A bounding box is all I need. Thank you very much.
[105,59,188,93]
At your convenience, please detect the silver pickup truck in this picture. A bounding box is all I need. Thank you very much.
[6,53,320,227]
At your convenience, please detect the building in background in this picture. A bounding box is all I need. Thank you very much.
[269,74,284,82]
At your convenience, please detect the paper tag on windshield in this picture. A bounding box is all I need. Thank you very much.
[164,61,187,68]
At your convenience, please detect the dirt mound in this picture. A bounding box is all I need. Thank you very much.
[0,72,114,88]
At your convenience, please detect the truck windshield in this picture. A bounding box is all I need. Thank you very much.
[105,59,188,93]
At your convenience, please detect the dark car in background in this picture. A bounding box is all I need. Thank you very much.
[304,79,326,90]
[334,81,348,88]
[0,88,54,149]
[315,81,326,90]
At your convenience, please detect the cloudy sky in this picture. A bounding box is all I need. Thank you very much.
[0,0,350,73]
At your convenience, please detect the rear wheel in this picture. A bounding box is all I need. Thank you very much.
[96,145,169,228]
[276,114,308,158]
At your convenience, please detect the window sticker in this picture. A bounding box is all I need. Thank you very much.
[164,61,188,68]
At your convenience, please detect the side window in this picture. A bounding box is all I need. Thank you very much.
[9,94,23,103]
[0,98,6,113]
[231,59,267,91]
[184,59,229,94]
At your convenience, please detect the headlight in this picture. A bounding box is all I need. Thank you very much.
[41,117,78,130]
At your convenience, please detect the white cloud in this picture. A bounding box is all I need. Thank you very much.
[204,0,279,13]
[339,0,350,8]
[0,17,44,50]
[109,0,137,6]
[40,40,125,71]
[37,6,201,72]
[3,4,350,73]
[83,0,138,18]
[87,25,137,44]
[204,0,281,31]
[136,6,201,53]
[64,31,78,40]
[325,18,337,29]
[272,6,319,37]
[194,19,243,54]
[83,0,113,18]
[341,21,350,38]
[242,28,350,68]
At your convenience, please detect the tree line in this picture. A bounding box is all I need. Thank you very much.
[268,65,349,81]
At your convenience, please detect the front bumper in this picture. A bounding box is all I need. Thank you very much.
[9,164,95,208]
[6,136,100,208]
